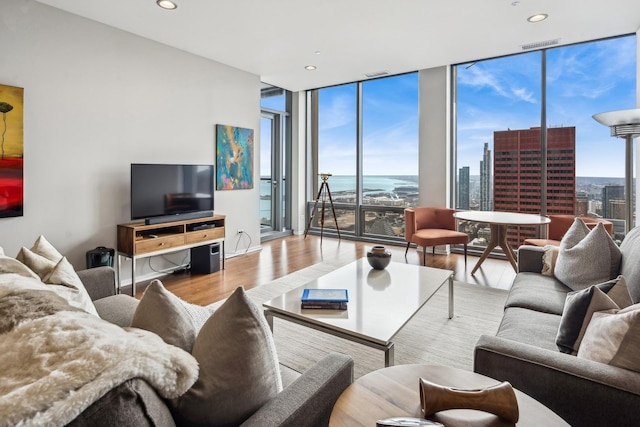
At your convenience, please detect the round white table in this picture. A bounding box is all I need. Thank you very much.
[453,211,550,274]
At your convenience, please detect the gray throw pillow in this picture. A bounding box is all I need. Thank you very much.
[555,276,628,354]
[171,286,282,426]
[131,279,199,353]
[554,219,621,291]
[619,225,640,304]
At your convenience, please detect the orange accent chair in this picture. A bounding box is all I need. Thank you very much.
[523,214,614,247]
[404,207,469,266]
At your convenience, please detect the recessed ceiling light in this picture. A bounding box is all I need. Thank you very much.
[305,65,317,70]
[157,0,177,10]
[527,13,548,23]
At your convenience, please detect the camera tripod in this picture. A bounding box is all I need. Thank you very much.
[304,173,341,242]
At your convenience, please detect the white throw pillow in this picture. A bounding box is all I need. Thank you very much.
[577,303,640,373]
[13,235,98,316]
[554,219,621,291]
[0,255,40,280]
[16,247,57,279]
[30,235,63,262]
[43,257,99,316]
[541,245,559,277]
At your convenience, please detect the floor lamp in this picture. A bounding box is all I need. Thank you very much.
[593,108,640,233]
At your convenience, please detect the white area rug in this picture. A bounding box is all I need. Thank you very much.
[211,262,508,379]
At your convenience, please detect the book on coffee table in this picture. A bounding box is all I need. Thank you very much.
[301,289,348,310]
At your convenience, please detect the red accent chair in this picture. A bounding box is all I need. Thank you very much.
[523,214,614,247]
[404,207,469,266]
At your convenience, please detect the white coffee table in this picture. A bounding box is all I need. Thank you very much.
[263,259,454,367]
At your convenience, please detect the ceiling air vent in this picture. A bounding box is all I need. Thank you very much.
[365,70,389,78]
[521,39,560,51]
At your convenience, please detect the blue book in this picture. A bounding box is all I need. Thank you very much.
[301,288,349,303]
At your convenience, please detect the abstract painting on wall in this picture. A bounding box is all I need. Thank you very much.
[0,84,24,218]
[216,124,254,190]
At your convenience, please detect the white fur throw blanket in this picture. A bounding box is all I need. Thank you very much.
[0,274,199,426]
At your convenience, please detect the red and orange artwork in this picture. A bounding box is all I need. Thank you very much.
[0,83,24,218]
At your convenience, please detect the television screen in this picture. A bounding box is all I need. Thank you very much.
[131,164,214,221]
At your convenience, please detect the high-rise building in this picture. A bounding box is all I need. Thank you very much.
[602,185,624,219]
[480,142,492,211]
[609,199,626,221]
[493,126,576,247]
[458,166,470,210]
[576,192,589,217]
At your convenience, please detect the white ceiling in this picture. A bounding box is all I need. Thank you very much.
[35,0,640,92]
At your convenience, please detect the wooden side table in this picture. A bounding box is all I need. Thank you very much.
[329,365,569,427]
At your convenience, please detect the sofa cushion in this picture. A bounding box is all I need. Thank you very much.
[171,287,282,426]
[505,272,570,315]
[578,303,640,373]
[94,294,140,327]
[619,225,640,304]
[131,280,198,353]
[554,220,621,291]
[497,306,562,351]
[130,280,214,352]
[555,280,623,354]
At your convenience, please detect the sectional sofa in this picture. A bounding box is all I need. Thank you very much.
[474,225,640,427]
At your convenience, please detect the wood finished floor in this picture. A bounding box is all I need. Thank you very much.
[131,235,516,305]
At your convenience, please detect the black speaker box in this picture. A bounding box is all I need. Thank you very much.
[191,243,221,274]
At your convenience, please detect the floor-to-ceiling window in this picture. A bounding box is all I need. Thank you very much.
[454,35,636,252]
[455,52,542,249]
[547,36,636,242]
[308,73,419,241]
[314,83,357,233]
[361,74,419,238]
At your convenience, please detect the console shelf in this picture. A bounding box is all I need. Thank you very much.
[116,214,225,295]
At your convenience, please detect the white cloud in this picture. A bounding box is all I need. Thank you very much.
[319,92,356,131]
[512,87,536,103]
[458,66,510,98]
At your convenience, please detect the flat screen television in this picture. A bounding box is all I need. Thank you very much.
[131,163,214,224]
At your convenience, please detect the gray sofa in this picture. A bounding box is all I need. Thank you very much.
[74,267,354,427]
[474,226,640,427]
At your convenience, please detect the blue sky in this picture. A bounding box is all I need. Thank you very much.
[457,35,636,178]
[316,74,419,176]
[262,35,636,179]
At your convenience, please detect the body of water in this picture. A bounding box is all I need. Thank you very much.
[260,175,418,222]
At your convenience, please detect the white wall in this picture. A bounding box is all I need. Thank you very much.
[419,66,451,207]
[0,1,262,282]
[291,91,307,235]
